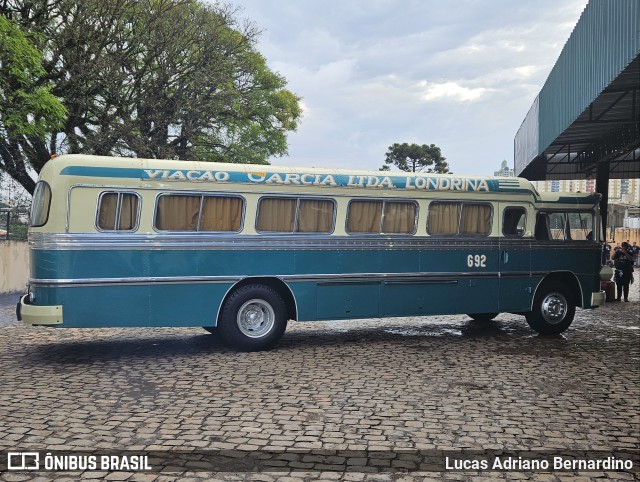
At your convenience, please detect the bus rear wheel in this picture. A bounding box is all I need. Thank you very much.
[467,313,498,322]
[217,284,288,351]
[526,282,575,335]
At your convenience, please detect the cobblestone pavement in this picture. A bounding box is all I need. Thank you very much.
[0,283,638,482]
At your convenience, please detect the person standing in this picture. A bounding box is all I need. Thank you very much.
[612,242,634,302]
[602,240,612,266]
[632,241,639,268]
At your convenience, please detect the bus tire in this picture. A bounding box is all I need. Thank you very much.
[217,284,288,351]
[525,282,575,335]
[203,327,217,334]
[467,313,498,322]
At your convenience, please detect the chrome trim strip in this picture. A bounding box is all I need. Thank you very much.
[317,280,381,286]
[382,279,458,286]
[286,272,505,283]
[28,232,602,251]
[30,271,544,288]
[501,271,535,278]
[31,275,242,287]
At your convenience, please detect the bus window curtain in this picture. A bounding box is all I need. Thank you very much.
[382,202,416,234]
[428,203,459,234]
[347,200,383,233]
[257,198,296,232]
[118,194,138,230]
[97,193,118,230]
[155,195,200,231]
[297,200,334,233]
[460,204,491,235]
[200,196,243,231]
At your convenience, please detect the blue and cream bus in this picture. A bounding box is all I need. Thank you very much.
[17,154,605,350]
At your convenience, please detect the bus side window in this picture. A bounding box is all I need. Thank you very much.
[30,181,51,227]
[297,199,335,233]
[427,202,460,235]
[427,202,491,236]
[155,194,200,231]
[503,207,526,237]
[347,200,383,233]
[200,196,244,232]
[459,204,492,236]
[381,201,417,234]
[567,212,594,241]
[257,197,335,233]
[534,213,550,241]
[97,192,140,231]
[347,200,417,234]
[547,212,567,240]
[257,198,296,232]
[155,194,244,232]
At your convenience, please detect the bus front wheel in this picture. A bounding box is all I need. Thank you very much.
[526,283,575,335]
[218,284,288,351]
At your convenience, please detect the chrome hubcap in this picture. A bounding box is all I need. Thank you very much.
[541,292,567,324]
[237,299,275,338]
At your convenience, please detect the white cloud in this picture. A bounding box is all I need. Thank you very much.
[230,0,590,174]
[418,81,493,103]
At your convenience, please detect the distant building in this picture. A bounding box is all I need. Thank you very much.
[494,160,515,177]
[530,178,640,205]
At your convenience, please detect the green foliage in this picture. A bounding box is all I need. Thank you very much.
[0,15,67,192]
[381,142,449,173]
[0,0,301,194]
[191,52,301,164]
[4,215,29,240]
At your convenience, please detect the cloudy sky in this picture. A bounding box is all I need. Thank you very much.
[232,0,589,175]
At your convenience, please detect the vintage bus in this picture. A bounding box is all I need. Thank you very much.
[17,154,605,350]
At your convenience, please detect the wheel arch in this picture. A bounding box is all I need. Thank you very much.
[531,271,583,309]
[217,277,298,326]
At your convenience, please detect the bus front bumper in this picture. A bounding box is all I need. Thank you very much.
[17,295,64,325]
[591,290,605,307]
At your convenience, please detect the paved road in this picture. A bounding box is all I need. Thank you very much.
[0,284,638,481]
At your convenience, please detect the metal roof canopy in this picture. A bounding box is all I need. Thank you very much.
[515,0,640,182]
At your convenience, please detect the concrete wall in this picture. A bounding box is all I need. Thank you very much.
[611,228,639,246]
[0,241,29,294]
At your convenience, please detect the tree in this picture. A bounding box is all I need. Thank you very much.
[381,142,449,173]
[0,0,301,194]
[0,15,67,193]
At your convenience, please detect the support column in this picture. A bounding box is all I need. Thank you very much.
[595,160,610,241]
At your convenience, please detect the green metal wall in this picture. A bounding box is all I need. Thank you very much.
[515,0,640,174]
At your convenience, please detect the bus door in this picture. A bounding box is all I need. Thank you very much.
[498,204,533,312]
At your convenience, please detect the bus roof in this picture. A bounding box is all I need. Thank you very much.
[40,154,600,206]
